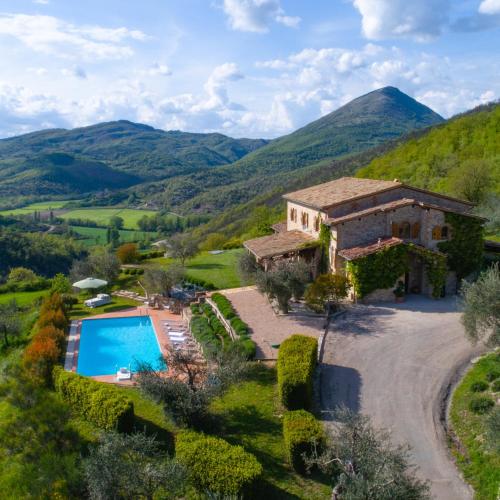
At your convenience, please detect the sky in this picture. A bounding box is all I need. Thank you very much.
[0,0,498,139]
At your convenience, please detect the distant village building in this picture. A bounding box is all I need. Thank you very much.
[244,177,485,301]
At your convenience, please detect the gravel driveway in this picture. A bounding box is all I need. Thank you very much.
[321,296,479,500]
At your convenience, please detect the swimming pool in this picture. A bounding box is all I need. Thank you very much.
[77,316,164,376]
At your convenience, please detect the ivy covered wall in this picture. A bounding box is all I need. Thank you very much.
[437,213,484,281]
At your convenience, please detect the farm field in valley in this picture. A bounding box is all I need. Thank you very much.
[0,200,79,215]
[70,225,157,246]
[60,208,158,229]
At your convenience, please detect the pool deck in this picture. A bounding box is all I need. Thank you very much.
[65,306,187,384]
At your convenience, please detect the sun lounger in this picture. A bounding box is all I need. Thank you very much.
[116,367,132,381]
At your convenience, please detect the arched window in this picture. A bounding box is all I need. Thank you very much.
[441,226,449,239]
[398,221,411,239]
[290,207,296,222]
[314,215,320,231]
[391,222,399,237]
[411,222,421,239]
[301,212,309,228]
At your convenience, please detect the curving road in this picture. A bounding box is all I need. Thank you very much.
[320,296,480,500]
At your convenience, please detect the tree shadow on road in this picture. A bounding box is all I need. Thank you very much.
[320,364,362,421]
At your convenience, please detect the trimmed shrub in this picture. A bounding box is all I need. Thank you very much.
[470,381,489,392]
[278,335,317,410]
[469,396,495,414]
[184,276,217,290]
[283,410,324,473]
[190,303,200,315]
[230,317,249,336]
[211,293,237,320]
[492,379,500,392]
[176,430,262,496]
[233,336,257,360]
[486,370,500,382]
[190,315,221,357]
[53,367,134,432]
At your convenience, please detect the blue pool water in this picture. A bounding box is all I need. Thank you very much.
[77,316,164,376]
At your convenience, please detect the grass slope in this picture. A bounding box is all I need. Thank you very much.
[210,364,330,499]
[449,353,500,499]
[147,249,244,289]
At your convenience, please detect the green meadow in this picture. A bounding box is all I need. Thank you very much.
[60,208,157,229]
[0,200,78,215]
[70,225,157,246]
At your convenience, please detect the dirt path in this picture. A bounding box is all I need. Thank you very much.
[320,296,478,500]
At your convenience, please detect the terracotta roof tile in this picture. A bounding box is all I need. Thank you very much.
[283,177,401,209]
[327,199,417,224]
[271,221,287,233]
[244,230,315,259]
[338,237,403,261]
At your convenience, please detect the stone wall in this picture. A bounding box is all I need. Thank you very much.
[286,201,325,237]
[326,186,471,219]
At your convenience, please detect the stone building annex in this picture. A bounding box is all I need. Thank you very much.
[244,177,485,301]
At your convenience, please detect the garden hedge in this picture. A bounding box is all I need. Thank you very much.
[211,293,251,338]
[53,366,134,432]
[278,335,317,410]
[283,410,324,473]
[176,430,262,496]
[190,315,221,357]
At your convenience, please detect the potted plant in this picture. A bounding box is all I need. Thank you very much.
[393,280,405,303]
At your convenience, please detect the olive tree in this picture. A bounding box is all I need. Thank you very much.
[137,347,247,428]
[306,407,430,500]
[461,263,500,347]
[142,264,185,296]
[256,260,311,313]
[305,273,350,314]
[0,300,22,347]
[84,432,186,500]
[168,233,198,266]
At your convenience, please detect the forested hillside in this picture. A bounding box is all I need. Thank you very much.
[357,102,500,201]
[0,121,268,200]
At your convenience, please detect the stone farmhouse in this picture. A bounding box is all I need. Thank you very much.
[244,177,485,301]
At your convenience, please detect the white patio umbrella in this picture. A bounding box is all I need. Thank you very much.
[72,277,108,289]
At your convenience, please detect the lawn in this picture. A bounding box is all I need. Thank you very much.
[0,289,48,307]
[70,225,157,246]
[61,208,158,229]
[210,364,331,499]
[147,248,245,289]
[449,353,500,499]
[68,295,142,320]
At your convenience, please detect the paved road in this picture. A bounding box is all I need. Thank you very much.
[321,296,479,500]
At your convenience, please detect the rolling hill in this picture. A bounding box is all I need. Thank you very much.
[0,121,268,199]
[151,86,444,211]
[0,86,443,208]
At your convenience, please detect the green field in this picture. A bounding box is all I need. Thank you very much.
[147,248,245,289]
[61,208,157,229]
[449,353,500,499]
[0,200,78,216]
[70,225,157,246]
[0,289,48,307]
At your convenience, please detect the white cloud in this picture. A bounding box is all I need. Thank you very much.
[352,0,450,41]
[33,0,50,4]
[478,0,500,14]
[0,14,149,60]
[222,0,301,33]
[61,66,87,79]
[145,63,172,77]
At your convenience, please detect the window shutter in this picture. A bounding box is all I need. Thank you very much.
[412,222,420,239]
[432,226,441,240]
[391,222,399,237]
